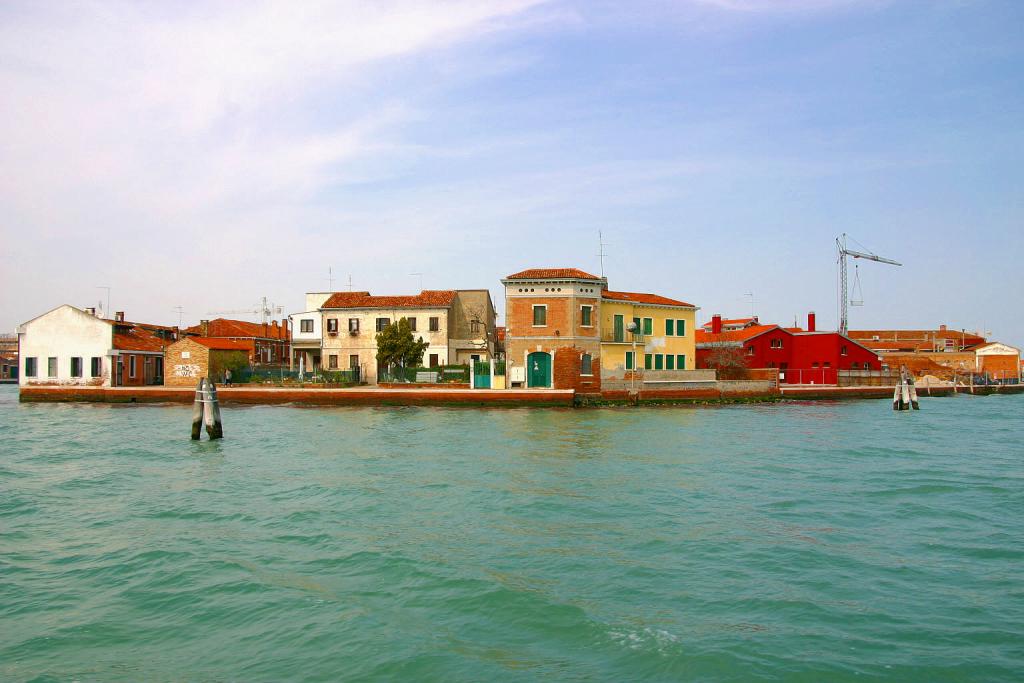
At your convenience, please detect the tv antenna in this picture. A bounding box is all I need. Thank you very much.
[744,292,756,319]
[327,267,335,290]
[172,306,186,327]
[597,230,609,278]
[409,272,423,291]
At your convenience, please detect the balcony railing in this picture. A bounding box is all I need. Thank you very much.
[601,330,645,343]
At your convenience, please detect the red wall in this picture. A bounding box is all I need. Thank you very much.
[700,329,881,384]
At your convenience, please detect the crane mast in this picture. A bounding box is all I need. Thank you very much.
[837,234,901,335]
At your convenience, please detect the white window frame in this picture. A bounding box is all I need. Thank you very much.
[580,305,593,328]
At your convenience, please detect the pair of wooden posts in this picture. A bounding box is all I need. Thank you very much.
[893,366,920,411]
[191,377,224,440]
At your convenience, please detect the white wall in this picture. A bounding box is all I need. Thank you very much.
[17,305,112,386]
[289,311,322,343]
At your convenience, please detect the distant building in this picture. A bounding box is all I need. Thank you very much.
[317,289,496,384]
[700,316,759,332]
[0,333,18,381]
[501,268,605,391]
[163,337,252,387]
[288,310,323,372]
[18,305,175,387]
[848,325,1019,380]
[183,318,289,365]
[697,313,881,384]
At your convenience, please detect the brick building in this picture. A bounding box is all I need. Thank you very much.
[501,268,605,391]
[183,318,289,365]
[164,337,252,387]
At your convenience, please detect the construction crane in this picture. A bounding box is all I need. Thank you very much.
[207,296,283,324]
[837,233,901,335]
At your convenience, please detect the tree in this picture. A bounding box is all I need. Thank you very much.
[376,318,429,379]
[703,344,749,380]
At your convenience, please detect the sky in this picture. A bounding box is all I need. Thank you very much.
[2,0,1022,345]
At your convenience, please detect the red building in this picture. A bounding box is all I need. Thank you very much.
[697,313,881,384]
[183,318,290,365]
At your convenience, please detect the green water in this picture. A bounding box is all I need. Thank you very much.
[1,386,1022,682]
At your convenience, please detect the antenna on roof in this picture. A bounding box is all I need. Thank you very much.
[598,231,608,278]
[173,306,186,327]
[744,292,756,318]
[410,272,424,291]
[347,274,353,292]
[327,267,335,290]
[96,286,111,318]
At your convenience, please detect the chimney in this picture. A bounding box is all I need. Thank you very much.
[807,311,816,333]
[711,314,723,335]
[263,321,269,338]
[939,324,947,332]
[114,311,125,322]
[200,319,209,337]
[85,307,96,316]
[272,320,280,338]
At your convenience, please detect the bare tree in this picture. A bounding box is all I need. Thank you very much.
[704,344,750,380]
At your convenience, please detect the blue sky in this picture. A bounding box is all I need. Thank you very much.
[2,0,1021,344]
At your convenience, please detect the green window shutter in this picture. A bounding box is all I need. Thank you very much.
[678,354,686,369]
[625,352,634,370]
[665,319,674,336]
[643,318,653,335]
[654,354,663,370]
[632,317,641,334]
[677,319,686,336]
[666,354,674,370]
[644,354,652,370]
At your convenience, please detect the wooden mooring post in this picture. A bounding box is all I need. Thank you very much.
[892,366,920,411]
[191,377,224,440]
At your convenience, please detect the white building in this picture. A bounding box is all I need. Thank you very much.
[288,310,323,372]
[18,305,175,387]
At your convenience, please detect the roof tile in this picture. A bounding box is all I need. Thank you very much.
[505,268,603,281]
[602,290,694,308]
[321,290,457,309]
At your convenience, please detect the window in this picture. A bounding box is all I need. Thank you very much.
[632,317,641,335]
[328,354,338,369]
[129,355,136,378]
[625,352,635,370]
[429,354,439,368]
[470,320,481,335]
[533,305,547,326]
[25,357,37,377]
[71,357,83,378]
[665,319,674,336]
[376,317,390,332]
[301,319,314,333]
[91,357,102,377]
[581,305,592,327]
[348,318,359,333]
[824,362,831,368]
[429,317,440,332]
[677,354,686,369]
[747,346,755,356]
[48,357,57,377]
[581,353,593,375]
[406,317,417,332]
[676,319,686,336]
[654,354,664,370]
[841,345,848,356]
[666,354,675,370]
[770,338,783,349]
[350,355,359,369]
[644,353,653,370]
[812,362,819,369]
[326,318,338,334]
[643,318,653,335]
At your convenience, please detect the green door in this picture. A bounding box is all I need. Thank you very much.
[614,314,624,343]
[527,352,551,388]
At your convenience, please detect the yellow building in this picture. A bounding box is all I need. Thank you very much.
[600,290,697,374]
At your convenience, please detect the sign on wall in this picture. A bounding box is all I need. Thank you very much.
[174,364,200,377]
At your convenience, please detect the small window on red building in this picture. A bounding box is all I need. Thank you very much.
[841,345,848,356]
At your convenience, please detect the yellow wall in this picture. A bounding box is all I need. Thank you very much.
[599,300,696,371]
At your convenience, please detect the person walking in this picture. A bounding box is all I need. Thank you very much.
[225,368,232,385]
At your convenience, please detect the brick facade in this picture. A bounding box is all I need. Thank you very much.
[164,338,210,387]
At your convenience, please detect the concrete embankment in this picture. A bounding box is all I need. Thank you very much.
[17,383,1022,407]
[18,386,575,407]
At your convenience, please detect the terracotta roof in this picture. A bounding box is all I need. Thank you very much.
[184,318,287,339]
[192,337,253,351]
[504,268,603,281]
[696,324,782,346]
[320,290,456,309]
[602,290,694,308]
[113,327,170,352]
